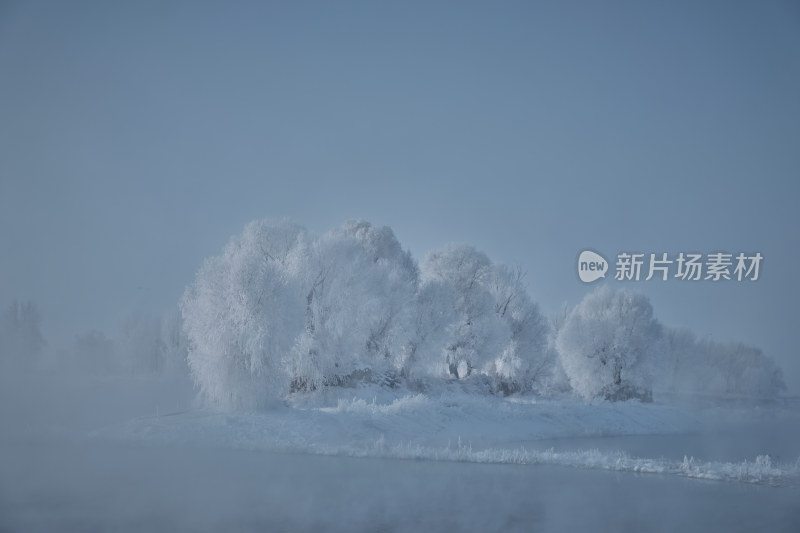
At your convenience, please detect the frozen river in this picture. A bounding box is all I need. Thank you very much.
[2,436,798,532]
[1,375,798,532]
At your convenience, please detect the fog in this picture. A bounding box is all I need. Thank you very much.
[2,369,799,532]
[1,1,799,530]
[4,441,799,533]
[1,0,799,392]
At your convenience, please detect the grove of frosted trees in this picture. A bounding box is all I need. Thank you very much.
[658,327,786,398]
[56,310,189,377]
[179,219,787,410]
[0,301,189,377]
[180,220,550,409]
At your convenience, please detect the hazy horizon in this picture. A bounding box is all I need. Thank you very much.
[1,1,798,391]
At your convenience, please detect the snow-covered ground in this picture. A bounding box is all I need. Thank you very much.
[92,383,798,486]
[2,373,799,532]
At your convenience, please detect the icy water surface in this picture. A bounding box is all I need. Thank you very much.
[1,375,798,532]
[528,417,800,465]
[1,438,799,533]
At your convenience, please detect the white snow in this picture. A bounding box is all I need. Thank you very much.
[4,373,800,532]
[90,384,800,487]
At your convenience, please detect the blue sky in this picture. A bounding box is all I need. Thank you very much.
[1,1,799,390]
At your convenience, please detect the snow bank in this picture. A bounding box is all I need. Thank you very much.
[89,386,800,486]
[336,441,798,486]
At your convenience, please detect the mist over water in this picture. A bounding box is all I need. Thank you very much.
[2,1,799,531]
[4,440,799,533]
[2,370,799,532]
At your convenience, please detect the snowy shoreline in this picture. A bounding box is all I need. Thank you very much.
[89,386,799,487]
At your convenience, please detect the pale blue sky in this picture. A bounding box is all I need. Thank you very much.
[1,1,799,389]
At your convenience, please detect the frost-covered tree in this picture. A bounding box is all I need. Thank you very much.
[117,311,165,375]
[655,327,786,398]
[181,219,308,409]
[181,219,419,408]
[289,221,418,390]
[341,220,419,368]
[700,340,786,397]
[556,287,662,401]
[70,330,116,374]
[656,327,703,394]
[421,245,509,380]
[417,244,549,392]
[538,304,572,395]
[657,329,786,398]
[160,309,190,377]
[407,281,459,380]
[0,300,45,370]
[488,264,549,393]
[732,345,786,398]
